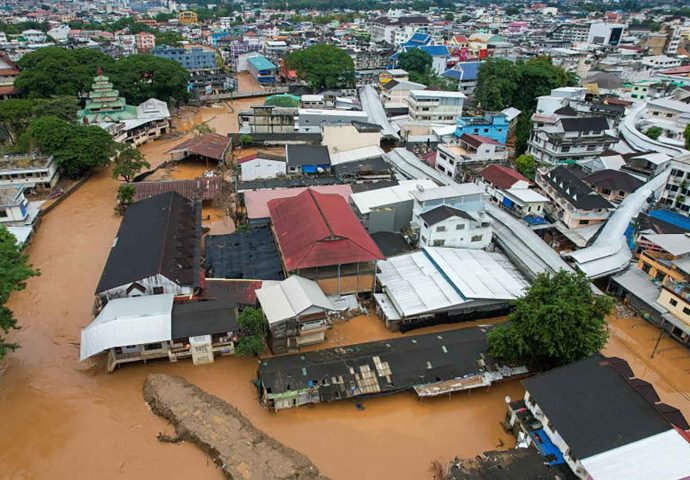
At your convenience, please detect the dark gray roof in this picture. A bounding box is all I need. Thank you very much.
[583,169,644,194]
[541,166,613,210]
[237,175,340,192]
[171,300,237,339]
[448,448,573,480]
[522,354,676,460]
[333,156,392,177]
[204,227,284,281]
[560,117,609,132]
[352,120,383,133]
[258,326,495,401]
[96,192,201,293]
[351,179,399,193]
[420,205,474,226]
[286,144,331,167]
[371,231,413,258]
[381,79,400,92]
[554,106,577,116]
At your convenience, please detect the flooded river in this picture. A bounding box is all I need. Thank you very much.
[1,102,690,479]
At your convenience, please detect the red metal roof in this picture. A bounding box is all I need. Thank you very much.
[245,184,352,220]
[268,189,383,271]
[167,133,231,162]
[461,133,501,147]
[133,177,223,202]
[480,164,529,190]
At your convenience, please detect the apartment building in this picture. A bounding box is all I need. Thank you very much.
[406,90,465,124]
[528,116,617,165]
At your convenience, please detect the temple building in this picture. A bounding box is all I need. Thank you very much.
[77,69,171,146]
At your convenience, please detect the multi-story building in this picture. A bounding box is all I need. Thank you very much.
[528,116,617,165]
[151,46,216,71]
[418,205,492,249]
[659,154,690,214]
[0,52,20,99]
[370,15,428,45]
[536,166,613,228]
[454,113,509,144]
[246,54,277,85]
[0,187,29,225]
[135,32,155,53]
[0,153,59,190]
[406,90,465,124]
[178,10,198,25]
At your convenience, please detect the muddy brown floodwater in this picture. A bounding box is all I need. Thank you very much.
[1,101,690,479]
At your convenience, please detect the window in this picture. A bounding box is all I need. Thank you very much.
[456,224,465,230]
[670,298,678,307]
[684,307,690,316]
[436,226,446,232]
[0,210,7,218]
[433,239,445,246]
[471,235,483,242]
[587,145,596,151]
[143,342,164,351]
[561,146,570,153]
[153,286,164,295]
[602,189,611,195]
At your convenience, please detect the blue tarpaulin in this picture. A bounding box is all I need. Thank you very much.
[649,209,690,232]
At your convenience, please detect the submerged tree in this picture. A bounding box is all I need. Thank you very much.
[488,270,614,367]
[116,183,136,210]
[235,307,266,356]
[0,227,39,359]
[112,145,150,182]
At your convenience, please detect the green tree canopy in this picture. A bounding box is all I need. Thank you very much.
[16,47,116,98]
[285,44,355,91]
[0,227,39,359]
[235,307,266,356]
[15,48,189,105]
[0,96,79,145]
[396,48,433,76]
[684,124,690,149]
[515,154,536,181]
[112,144,150,182]
[110,54,189,104]
[488,270,614,367]
[645,126,662,140]
[475,57,572,154]
[25,116,117,178]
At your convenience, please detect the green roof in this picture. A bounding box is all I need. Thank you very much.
[265,94,300,108]
[248,55,277,72]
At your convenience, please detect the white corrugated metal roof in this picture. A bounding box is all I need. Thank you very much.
[330,145,385,166]
[256,276,336,324]
[376,247,528,317]
[80,294,174,361]
[350,179,437,214]
[639,233,690,257]
[581,429,690,480]
[410,183,484,202]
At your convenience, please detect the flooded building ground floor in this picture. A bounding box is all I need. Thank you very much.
[257,325,528,411]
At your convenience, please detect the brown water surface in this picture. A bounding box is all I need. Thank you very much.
[2,105,690,480]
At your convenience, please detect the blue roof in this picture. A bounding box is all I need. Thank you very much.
[442,69,463,80]
[418,45,449,57]
[457,61,482,81]
[401,31,431,48]
[248,55,277,71]
[649,209,690,232]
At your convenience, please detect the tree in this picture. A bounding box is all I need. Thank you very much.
[444,12,454,21]
[0,96,80,146]
[154,30,183,46]
[116,183,135,207]
[192,123,216,136]
[396,48,432,76]
[239,134,253,146]
[0,227,39,359]
[684,124,690,149]
[112,145,150,182]
[488,270,614,367]
[515,154,536,180]
[110,54,189,104]
[26,117,117,178]
[285,44,355,91]
[16,47,116,98]
[235,307,266,356]
[645,126,662,140]
[474,58,518,111]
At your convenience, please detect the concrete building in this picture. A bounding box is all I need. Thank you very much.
[370,15,429,45]
[406,90,465,124]
[418,205,492,249]
[321,122,382,154]
[0,187,29,225]
[350,179,437,233]
[536,166,613,229]
[152,46,215,71]
[135,32,155,53]
[296,109,368,134]
[0,153,59,190]
[247,54,277,85]
[454,113,509,144]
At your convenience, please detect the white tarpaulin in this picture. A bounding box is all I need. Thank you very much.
[80,294,174,361]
